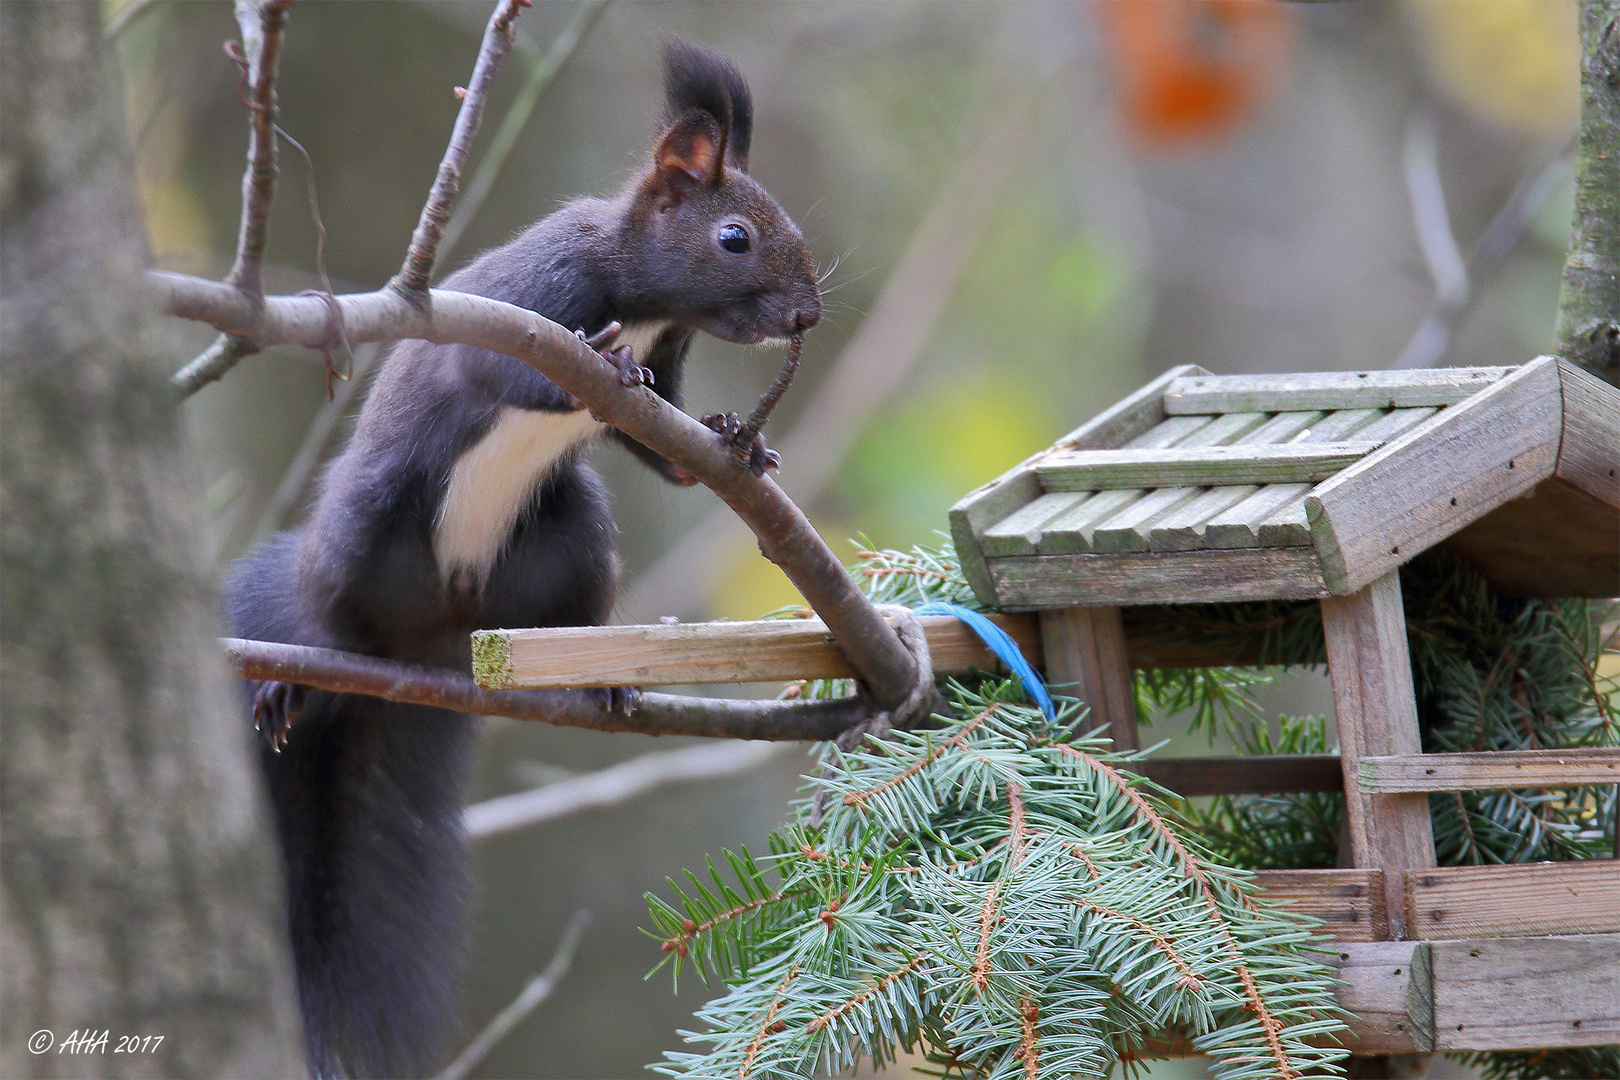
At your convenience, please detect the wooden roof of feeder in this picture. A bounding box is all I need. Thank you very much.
[949,356,1619,610]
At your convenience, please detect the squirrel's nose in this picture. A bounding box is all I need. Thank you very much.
[794,295,821,332]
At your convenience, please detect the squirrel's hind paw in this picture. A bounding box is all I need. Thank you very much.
[252,680,308,751]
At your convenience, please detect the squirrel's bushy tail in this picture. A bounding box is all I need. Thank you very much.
[230,535,476,1079]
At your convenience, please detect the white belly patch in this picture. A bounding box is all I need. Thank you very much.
[434,407,604,582]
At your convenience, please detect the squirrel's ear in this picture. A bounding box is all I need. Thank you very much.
[650,110,725,202]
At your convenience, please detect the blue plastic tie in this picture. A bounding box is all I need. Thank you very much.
[913,602,1054,720]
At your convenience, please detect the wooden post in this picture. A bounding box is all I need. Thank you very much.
[1039,606,1138,751]
[1321,570,1435,941]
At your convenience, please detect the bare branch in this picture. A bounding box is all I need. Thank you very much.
[465,742,794,840]
[157,273,921,706]
[438,0,609,267]
[225,0,294,299]
[1393,134,1574,369]
[394,0,529,295]
[222,637,869,740]
[436,910,591,1080]
[170,0,293,395]
[1402,108,1469,311]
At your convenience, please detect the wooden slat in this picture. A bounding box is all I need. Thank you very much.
[1088,486,1202,552]
[1162,367,1509,414]
[1405,862,1620,940]
[1322,570,1435,940]
[1556,357,1620,507]
[1359,748,1620,792]
[949,465,1042,607]
[1134,753,1342,796]
[1329,941,1435,1053]
[987,548,1329,608]
[1252,869,1387,942]
[1040,606,1137,750]
[475,613,1044,689]
[1431,934,1620,1050]
[1199,408,1387,549]
[1037,443,1378,490]
[1307,358,1563,595]
[980,492,1087,557]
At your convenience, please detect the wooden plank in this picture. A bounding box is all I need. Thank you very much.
[1200,409,1388,549]
[1405,862,1620,940]
[1431,934,1620,1050]
[1321,571,1435,940]
[949,465,1042,607]
[1162,367,1509,414]
[1444,478,1620,598]
[476,612,1045,689]
[1040,606,1137,750]
[1252,869,1387,942]
[1307,358,1563,595]
[1146,484,1260,551]
[1359,748,1620,793]
[1089,486,1203,553]
[1329,941,1435,1054]
[981,492,1089,557]
[1036,413,1259,555]
[1038,443,1379,490]
[1136,753,1343,796]
[1556,357,1620,507]
[987,547,1330,608]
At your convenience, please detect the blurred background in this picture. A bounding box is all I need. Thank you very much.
[110,1,1578,1075]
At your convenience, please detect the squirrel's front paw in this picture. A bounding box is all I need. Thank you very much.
[605,344,655,388]
[253,680,308,751]
[701,410,743,439]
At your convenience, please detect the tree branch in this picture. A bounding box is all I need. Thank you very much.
[158,274,921,707]
[437,0,609,267]
[222,637,868,740]
[393,0,528,295]
[1555,0,1620,386]
[465,742,793,840]
[170,0,293,395]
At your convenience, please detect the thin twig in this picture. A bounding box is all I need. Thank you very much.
[172,0,293,396]
[226,0,294,299]
[619,80,1039,622]
[436,910,592,1080]
[394,0,529,295]
[1394,131,1576,369]
[252,2,604,537]
[438,0,609,267]
[155,273,922,707]
[465,741,794,839]
[104,0,162,40]
[221,636,871,740]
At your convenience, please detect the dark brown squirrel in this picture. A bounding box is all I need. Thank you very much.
[225,39,820,1078]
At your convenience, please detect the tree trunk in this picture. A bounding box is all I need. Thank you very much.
[0,3,304,1077]
[1555,0,1620,386]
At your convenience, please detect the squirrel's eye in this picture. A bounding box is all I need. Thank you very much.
[718,223,751,254]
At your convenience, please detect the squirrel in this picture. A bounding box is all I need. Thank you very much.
[226,39,820,1078]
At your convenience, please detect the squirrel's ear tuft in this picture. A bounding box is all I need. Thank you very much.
[662,37,752,172]
[650,109,725,203]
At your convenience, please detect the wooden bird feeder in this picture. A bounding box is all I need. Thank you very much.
[474,356,1620,1055]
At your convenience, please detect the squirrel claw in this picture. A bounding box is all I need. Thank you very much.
[702,411,743,439]
[253,680,307,751]
[745,437,781,477]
